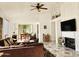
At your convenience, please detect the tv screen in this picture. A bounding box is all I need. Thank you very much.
[61,19,76,31]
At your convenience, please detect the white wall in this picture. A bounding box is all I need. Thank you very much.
[59,3,79,51]
[51,22,56,42]
[9,12,52,43]
[49,3,79,50]
[60,2,78,22]
[51,17,62,47]
[9,21,38,38]
[2,19,9,39]
[75,32,79,51]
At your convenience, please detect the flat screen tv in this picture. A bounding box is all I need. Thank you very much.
[61,19,76,31]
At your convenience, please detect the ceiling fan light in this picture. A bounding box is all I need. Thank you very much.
[31,3,48,12]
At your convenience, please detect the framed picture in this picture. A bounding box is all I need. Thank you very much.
[44,25,47,29]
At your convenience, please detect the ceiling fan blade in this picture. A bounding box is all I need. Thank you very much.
[31,8,36,10]
[40,7,48,10]
[31,5,36,7]
[40,4,44,7]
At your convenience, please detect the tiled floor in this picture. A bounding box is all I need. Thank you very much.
[44,42,79,57]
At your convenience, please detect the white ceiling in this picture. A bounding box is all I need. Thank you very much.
[0,2,61,21]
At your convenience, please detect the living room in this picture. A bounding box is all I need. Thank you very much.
[0,2,79,57]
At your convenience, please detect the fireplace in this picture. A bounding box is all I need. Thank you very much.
[64,37,75,50]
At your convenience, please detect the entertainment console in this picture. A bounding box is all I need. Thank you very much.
[61,18,76,50]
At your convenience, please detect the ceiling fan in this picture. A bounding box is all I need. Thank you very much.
[31,3,48,12]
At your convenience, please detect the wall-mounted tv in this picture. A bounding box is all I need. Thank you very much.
[61,19,76,31]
